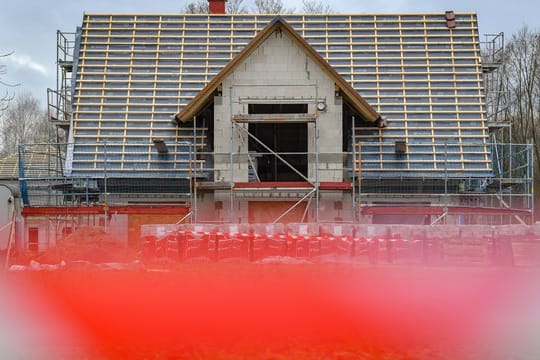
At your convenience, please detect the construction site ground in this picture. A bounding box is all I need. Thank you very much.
[3,263,540,359]
[3,224,540,358]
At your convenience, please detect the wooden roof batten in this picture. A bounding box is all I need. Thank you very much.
[175,16,381,123]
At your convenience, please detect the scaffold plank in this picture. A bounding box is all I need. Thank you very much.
[22,205,190,216]
[361,205,532,216]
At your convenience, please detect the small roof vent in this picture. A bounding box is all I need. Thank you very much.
[445,10,456,29]
[153,139,169,154]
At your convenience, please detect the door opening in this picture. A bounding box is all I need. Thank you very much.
[248,123,308,181]
[247,104,309,182]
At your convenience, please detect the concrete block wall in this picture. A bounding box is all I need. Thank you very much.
[213,30,344,183]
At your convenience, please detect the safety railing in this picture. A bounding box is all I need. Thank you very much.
[19,142,196,207]
[17,142,533,224]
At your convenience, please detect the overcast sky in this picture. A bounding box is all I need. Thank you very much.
[0,0,538,108]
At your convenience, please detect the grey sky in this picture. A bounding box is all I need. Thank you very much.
[0,0,538,108]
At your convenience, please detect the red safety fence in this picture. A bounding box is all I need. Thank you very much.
[141,223,540,267]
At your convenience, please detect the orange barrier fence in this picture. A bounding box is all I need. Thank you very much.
[141,223,540,267]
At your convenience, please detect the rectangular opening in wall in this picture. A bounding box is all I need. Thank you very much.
[248,123,308,181]
[248,103,308,114]
[247,103,309,182]
[28,227,39,252]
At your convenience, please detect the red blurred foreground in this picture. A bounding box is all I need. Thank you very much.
[4,224,540,358]
[4,264,540,359]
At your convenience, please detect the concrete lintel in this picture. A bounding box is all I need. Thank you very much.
[233,113,316,123]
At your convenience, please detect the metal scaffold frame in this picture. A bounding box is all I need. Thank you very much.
[34,22,533,226]
[47,30,76,136]
[216,83,324,224]
[183,92,534,226]
[355,141,534,225]
[19,137,533,225]
[481,32,511,143]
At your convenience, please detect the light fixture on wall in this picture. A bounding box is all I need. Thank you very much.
[316,101,327,112]
[377,116,388,128]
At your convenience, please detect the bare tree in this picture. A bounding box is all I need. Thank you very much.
[0,92,56,155]
[504,27,540,168]
[227,0,248,13]
[183,0,209,14]
[493,25,540,202]
[0,52,17,114]
[253,0,294,14]
[301,0,333,14]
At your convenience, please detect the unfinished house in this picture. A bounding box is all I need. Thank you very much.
[15,2,533,249]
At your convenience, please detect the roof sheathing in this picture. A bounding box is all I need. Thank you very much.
[68,12,491,178]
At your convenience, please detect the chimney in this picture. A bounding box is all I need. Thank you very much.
[208,0,227,14]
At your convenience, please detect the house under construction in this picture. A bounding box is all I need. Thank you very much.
[6,1,534,251]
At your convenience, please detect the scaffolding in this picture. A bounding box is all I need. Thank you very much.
[47,30,76,136]
[356,142,534,225]
[17,142,194,248]
[30,17,534,227]
[230,117,319,223]
[184,143,534,225]
[481,32,511,143]
[17,141,533,228]
[18,142,195,208]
